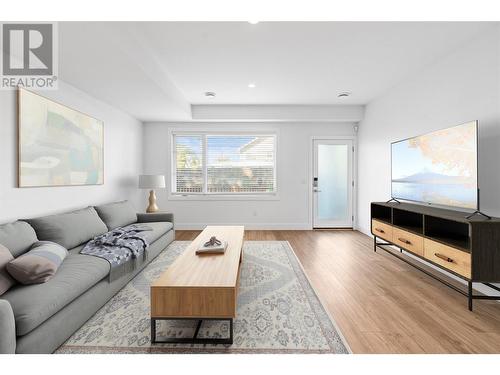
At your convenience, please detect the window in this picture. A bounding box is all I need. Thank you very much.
[173,135,204,193]
[172,133,276,195]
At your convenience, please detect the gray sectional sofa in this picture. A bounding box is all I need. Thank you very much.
[0,201,174,354]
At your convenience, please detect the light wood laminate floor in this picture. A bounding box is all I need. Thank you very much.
[175,229,500,353]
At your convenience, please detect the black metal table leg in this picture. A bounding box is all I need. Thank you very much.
[150,317,234,345]
[193,319,203,338]
[373,235,377,252]
[229,318,233,344]
[151,318,157,344]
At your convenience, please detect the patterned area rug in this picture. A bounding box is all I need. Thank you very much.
[56,241,350,354]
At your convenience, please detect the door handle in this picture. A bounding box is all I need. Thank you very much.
[314,189,322,193]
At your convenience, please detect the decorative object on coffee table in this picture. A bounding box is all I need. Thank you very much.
[196,236,227,255]
[205,236,221,247]
[138,175,166,213]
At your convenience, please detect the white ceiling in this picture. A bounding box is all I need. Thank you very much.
[59,22,494,121]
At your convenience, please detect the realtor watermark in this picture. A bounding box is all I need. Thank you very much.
[1,22,58,90]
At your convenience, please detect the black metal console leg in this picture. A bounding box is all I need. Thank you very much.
[468,282,473,311]
[373,236,377,252]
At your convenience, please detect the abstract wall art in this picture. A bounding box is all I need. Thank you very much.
[18,88,104,187]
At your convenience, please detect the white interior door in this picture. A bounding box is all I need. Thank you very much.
[313,139,353,228]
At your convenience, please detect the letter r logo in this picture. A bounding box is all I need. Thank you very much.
[2,24,53,75]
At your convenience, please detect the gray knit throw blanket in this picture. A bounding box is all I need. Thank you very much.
[80,224,152,281]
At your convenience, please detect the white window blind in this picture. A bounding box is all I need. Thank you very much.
[173,135,204,193]
[207,135,275,193]
[172,133,276,195]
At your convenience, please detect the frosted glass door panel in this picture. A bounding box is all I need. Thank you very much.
[317,144,348,221]
[313,139,353,228]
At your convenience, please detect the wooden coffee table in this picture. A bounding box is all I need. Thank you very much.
[150,225,244,345]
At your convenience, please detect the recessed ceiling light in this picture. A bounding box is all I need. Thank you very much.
[338,92,351,98]
[205,91,216,97]
[248,83,256,88]
[248,20,259,25]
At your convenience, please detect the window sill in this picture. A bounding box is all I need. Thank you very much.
[167,193,280,201]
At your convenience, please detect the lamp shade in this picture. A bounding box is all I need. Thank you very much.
[138,175,165,189]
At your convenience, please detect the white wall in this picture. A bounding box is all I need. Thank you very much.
[0,81,143,222]
[358,25,500,235]
[357,26,500,295]
[143,121,356,229]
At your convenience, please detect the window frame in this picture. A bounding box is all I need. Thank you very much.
[169,130,279,201]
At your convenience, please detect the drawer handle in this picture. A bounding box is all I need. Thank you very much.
[435,253,454,263]
[398,237,412,245]
[375,228,385,234]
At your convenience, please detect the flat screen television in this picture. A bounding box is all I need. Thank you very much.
[391,121,478,210]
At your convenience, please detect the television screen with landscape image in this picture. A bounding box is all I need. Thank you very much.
[391,121,478,209]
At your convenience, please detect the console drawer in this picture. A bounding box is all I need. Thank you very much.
[424,239,471,279]
[392,228,424,256]
[372,219,393,242]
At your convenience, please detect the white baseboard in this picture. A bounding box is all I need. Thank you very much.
[174,222,312,230]
[357,225,371,236]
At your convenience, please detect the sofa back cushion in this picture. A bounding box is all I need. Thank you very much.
[94,201,137,230]
[6,241,68,285]
[0,244,15,295]
[25,207,108,249]
[0,221,38,257]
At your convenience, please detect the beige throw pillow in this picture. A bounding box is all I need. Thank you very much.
[6,241,68,284]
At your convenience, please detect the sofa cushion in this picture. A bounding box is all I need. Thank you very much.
[142,222,173,244]
[0,221,38,258]
[94,201,137,230]
[0,244,15,296]
[24,207,108,249]
[1,252,110,336]
[7,241,68,285]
